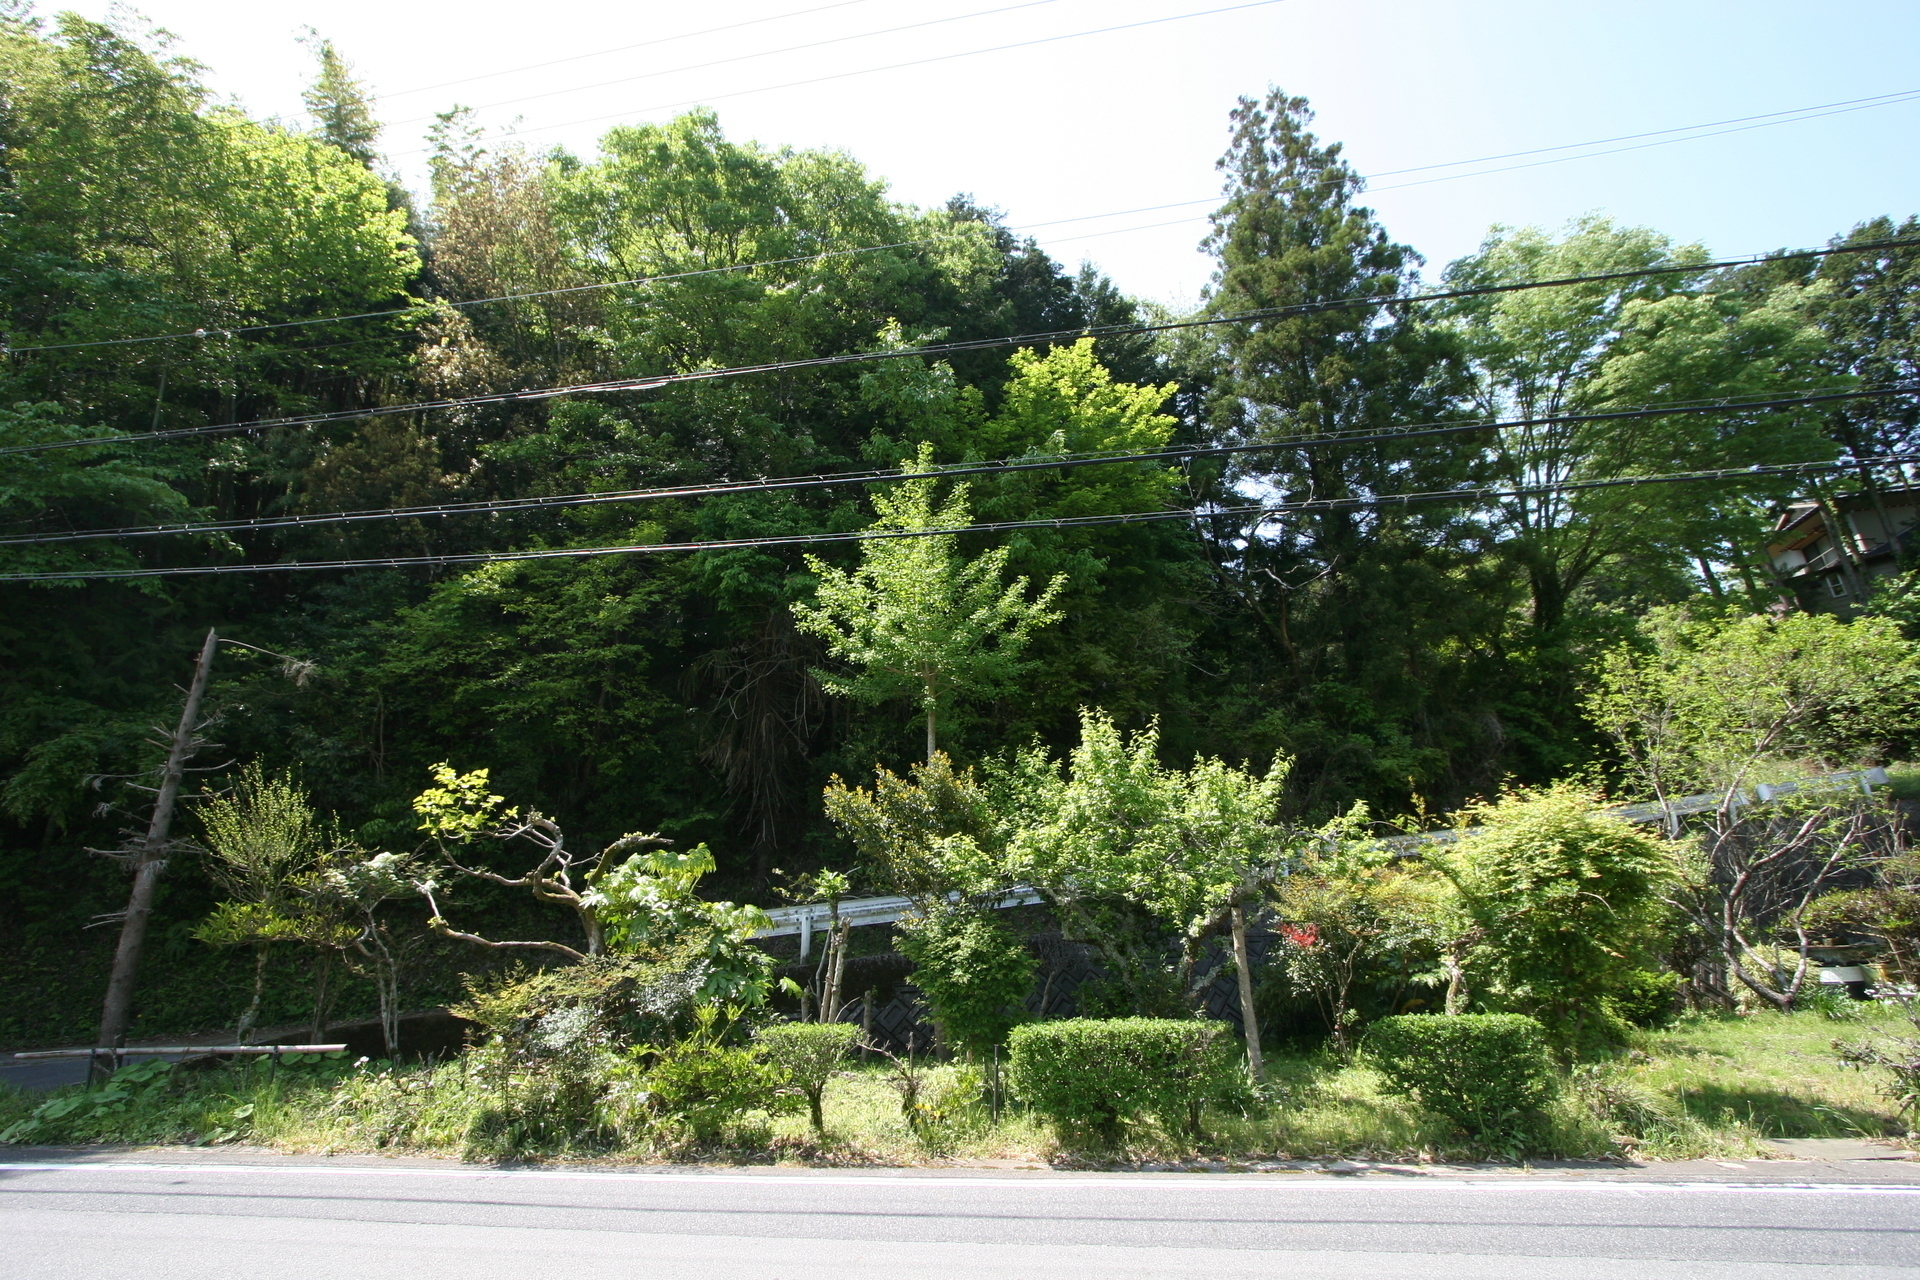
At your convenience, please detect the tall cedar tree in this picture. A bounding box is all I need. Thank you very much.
[1197,90,1488,813]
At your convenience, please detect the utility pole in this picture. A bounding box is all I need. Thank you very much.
[97,628,218,1049]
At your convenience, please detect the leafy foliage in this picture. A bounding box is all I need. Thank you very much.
[821,752,1012,915]
[1271,845,1439,1054]
[1008,708,1322,1014]
[4,8,1918,1068]
[793,444,1065,758]
[1362,1013,1555,1139]
[1589,609,1920,796]
[1006,1017,1247,1145]
[894,914,1035,1059]
[1434,785,1676,1050]
[753,1020,862,1131]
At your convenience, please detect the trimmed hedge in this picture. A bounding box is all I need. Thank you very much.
[1362,1013,1553,1136]
[1006,1017,1245,1144]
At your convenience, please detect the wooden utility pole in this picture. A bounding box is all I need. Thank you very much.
[1230,899,1264,1084]
[97,628,218,1049]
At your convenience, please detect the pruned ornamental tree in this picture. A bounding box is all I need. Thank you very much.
[823,754,1032,1057]
[1007,709,1342,1076]
[413,764,774,1007]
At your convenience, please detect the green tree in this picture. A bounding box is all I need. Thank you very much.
[1009,708,1316,1051]
[1195,88,1487,815]
[1587,609,1920,1009]
[1755,218,1920,598]
[1443,217,1708,629]
[754,1021,861,1132]
[1589,610,1920,800]
[300,36,380,167]
[894,914,1035,1060]
[193,765,334,1043]
[793,446,1065,760]
[413,764,774,1003]
[821,753,1033,1055]
[0,11,418,867]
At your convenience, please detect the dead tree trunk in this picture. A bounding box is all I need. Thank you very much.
[98,627,218,1049]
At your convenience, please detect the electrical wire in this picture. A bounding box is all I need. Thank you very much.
[7,450,1915,583]
[14,86,1913,357]
[1030,93,1920,247]
[372,0,880,101]
[384,0,1078,129]
[391,0,1294,157]
[6,236,1914,460]
[6,385,1909,548]
[1027,95,1920,253]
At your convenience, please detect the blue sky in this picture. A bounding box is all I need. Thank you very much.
[51,0,1920,306]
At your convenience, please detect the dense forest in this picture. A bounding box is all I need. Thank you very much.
[3,11,1917,1043]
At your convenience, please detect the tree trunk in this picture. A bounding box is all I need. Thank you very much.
[826,917,850,1023]
[236,945,269,1044]
[925,705,937,763]
[1812,490,1871,599]
[1443,943,1471,1016]
[1230,902,1264,1083]
[98,627,218,1049]
[308,954,335,1045]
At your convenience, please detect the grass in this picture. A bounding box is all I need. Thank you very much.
[1886,765,1920,803]
[3,1005,1913,1166]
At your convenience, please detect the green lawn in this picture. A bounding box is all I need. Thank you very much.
[3,1006,1912,1165]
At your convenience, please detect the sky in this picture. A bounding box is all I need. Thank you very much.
[44,0,1920,308]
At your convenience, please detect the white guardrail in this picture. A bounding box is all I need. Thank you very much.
[757,889,1043,954]
[755,767,1892,953]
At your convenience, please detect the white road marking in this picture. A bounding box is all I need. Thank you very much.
[4,1160,1919,1195]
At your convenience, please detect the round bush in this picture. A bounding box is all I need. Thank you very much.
[1361,1013,1553,1136]
[1006,1017,1244,1145]
[754,1021,862,1131]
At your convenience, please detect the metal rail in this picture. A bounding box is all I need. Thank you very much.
[755,767,1894,950]
[13,1044,347,1060]
[756,890,1042,955]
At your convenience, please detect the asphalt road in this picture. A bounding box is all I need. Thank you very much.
[5,1157,1918,1279]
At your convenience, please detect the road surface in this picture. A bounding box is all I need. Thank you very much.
[4,1155,1918,1278]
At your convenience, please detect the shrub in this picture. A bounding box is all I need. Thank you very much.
[1610,969,1682,1029]
[1434,785,1675,1051]
[1007,1017,1245,1146]
[755,1021,862,1132]
[454,941,743,1156]
[628,1007,793,1145]
[1363,1013,1554,1139]
[1836,991,1920,1118]
[454,939,716,1056]
[896,915,1036,1058]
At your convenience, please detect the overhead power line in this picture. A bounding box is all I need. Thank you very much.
[385,0,1077,129]
[395,0,1294,156]
[6,385,1910,548]
[14,86,1913,357]
[1029,90,1920,248]
[373,0,880,101]
[7,450,1916,584]
[5,236,1914,460]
